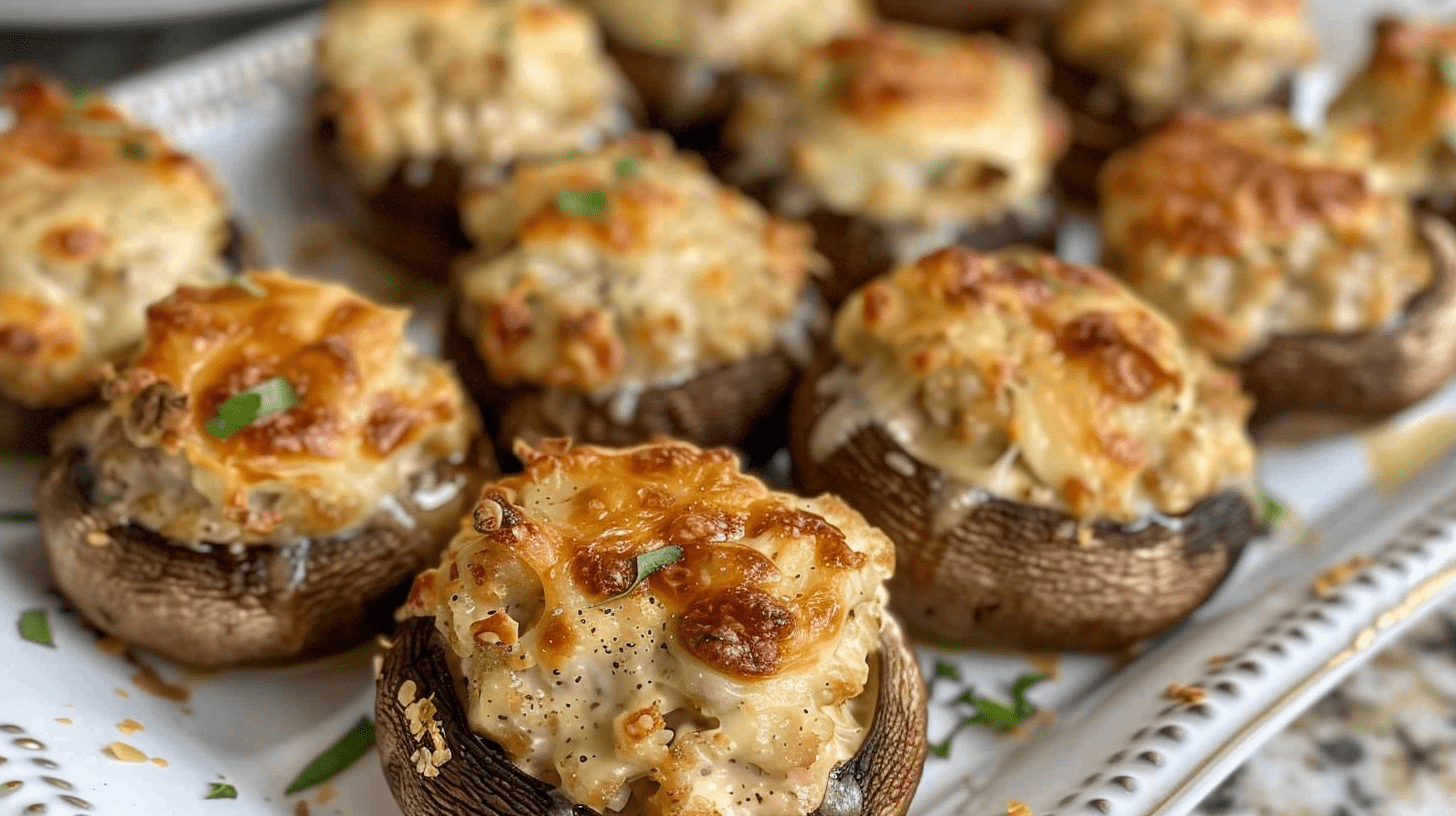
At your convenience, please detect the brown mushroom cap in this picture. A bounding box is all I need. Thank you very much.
[788,355,1259,652]
[603,37,739,157]
[1241,215,1456,419]
[39,446,487,666]
[874,0,1061,35]
[376,613,927,816]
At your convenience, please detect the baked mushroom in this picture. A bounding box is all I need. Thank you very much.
[1327,17,1456,205]
[1100,109,1456,417]
[451,133,827,461]
[1050,0,1317,202]
[0,69,239,451]
[377,439,926,816]
[789,246,1261,651]
[315,0,637,278]
[39,271,489,666]
[574,0,870,150]
[726,23,1069,304]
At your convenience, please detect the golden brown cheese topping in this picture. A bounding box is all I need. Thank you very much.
[403,440,894,816]
[579,0,871,77]
[317,0,635,189]
[0,72,230,408]
[812,247,1256,523]
[456,134,823,396]
[56,271,478,545]
[1055,0,1317,121]
[728,23,1069,227]
[1101,110,1432,361]
[1328,17,1456,197]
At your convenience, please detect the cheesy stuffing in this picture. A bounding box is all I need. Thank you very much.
[56,271,477,545]
[0,72,230,407]
[812,247,1256,523]
[1055,0,1317,121]
[578,0,871,77]
[403,440,895,816]
[317,0,634,189]
[456,134,822,395]
[729,23,1068,229]
[1328,17,1456,197]
[1101,110,1432,361]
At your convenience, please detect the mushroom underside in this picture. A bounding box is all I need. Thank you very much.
[788,358,1258,651]
[376,614,927,816]
[874,0,1056,40]
[805,206,1060,307]
[1242,214,1456,419]
[39,447,484,666]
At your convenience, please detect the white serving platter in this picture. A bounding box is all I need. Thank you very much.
[0,0,314,28]
[6,3,1456,815]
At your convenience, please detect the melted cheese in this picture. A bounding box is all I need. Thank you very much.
[0,71,230,407]
[727,23,1069,227]
[1101,110,1432,361]
[579,0,871,77]
[317,0,635,190]
[455,134,823,395]
[404,440,894,816]
[1055,0,1317,121]
[1328,18,1456,198]
[54,270,478,545]
[815,246,1256,523]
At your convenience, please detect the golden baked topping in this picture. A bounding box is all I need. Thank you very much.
[728,23,1068,226]
[0,71,230,407]
[317,0,634,189]
[406,440,894,816]
[57,271,477,544]
[1055,0,1316,120]
[456,134,822,395]
[579,0,870,77]
[1328,17,1456,196]
[1101,110,1432,360]
[815,247,1256,522]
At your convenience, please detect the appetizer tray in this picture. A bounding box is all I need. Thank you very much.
[6,2,1456,815]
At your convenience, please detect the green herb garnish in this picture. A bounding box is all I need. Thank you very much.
[205,783,238,800]
[70,86,99,105]
[614,156,641,180]
[1262,493,1289,526]
[0,511,37,522]
[554,189,611,220]
[204,376,299,439]
[18,609,53,647]
[285,717,375,794]
[230,276,266,298]
[121,142,148,160]
[928,673,1048,758]
[599,545,685,605]
[927,659,961,692]
[926,157,956,183]
[1439,54,1456,86]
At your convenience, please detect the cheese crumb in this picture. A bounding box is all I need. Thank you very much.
[1164,684,1207,704]
[150,757,169,768]
[105,741,147,762]
[1008,801,1033,816]
[1312,556,1375,597]
[116,718,145,735]
[85,529,110,547]
[54,718,72,725]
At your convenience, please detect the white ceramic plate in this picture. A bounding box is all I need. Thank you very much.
[0,0,313,28]
[6,4,1456,816]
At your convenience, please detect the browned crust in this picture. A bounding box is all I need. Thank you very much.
[1242,215,1456,420]
[376,613,926,816]
[316,113,469,282]
[445,294,825,465]
[788,354,1258,651]
[39,446,489,666]
[805,204,1061,306]
[1050,58,1295,207]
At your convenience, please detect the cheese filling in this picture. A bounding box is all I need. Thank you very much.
[404,441,896,816]
[54,271,478,545]
[813,246,1257,523]
[1100,110,1433,361]
[456,134,824,397]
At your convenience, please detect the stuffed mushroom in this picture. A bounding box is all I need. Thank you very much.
[316,0,637,278]
[1100,109,1456,417]
[1050,0,1317,202]
[0,69,239,451]
[574,0,871,149]
[789,246,1261,651]
[378,439,926,816]
[451,133,826,461]
[726,23,1069,304]
[39,271,489,666]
